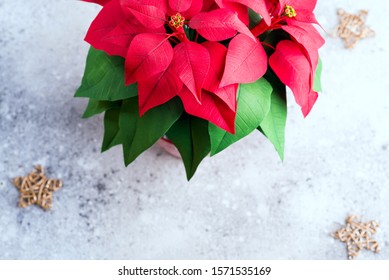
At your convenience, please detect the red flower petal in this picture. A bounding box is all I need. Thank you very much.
[179,87,236,133]
[220,34,267,87]
[294,9,319,24]
[202,0,217,12]
[173,42,211,103]
[123,4,166,29]
[282,22,324,85]
[302,90,318,117]
[138,65,183,116]
[214,0,249,25]
[202,41,227,89]
[269,40,317,117]
[226,0,271,25]
[101,18,163,58]
[181,0,203,19]
[84,0,128,57]
[125,33,173,85]
[284,21,325,51]
[280,0,317,13]
[169,0,192,12]
[189,8,255,42]
[83,0,111,6]
[202,41,237,111]
[121,0,168,15]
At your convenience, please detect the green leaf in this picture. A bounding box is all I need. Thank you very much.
[120,97,183,166]
[166,116,210,180]
[209,78,273,156]
[75,47,137,101]
[258,86,287,160]
[102,108,122,152]
[248,9,262,29]
[82,99,121,119]
[313,57,322,92]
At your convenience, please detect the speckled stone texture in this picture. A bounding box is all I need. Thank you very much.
[0,0,388,259]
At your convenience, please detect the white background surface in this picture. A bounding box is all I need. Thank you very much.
[0,0,388,259]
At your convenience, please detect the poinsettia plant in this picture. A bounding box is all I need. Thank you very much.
[76,0,324,179]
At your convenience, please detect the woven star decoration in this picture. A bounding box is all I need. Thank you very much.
[336,9,375,49]
[12,165,63,210]
[332,215,380,259]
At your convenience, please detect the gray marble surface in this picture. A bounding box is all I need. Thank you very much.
[0,0,388,259]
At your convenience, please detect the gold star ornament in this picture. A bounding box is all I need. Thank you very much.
[332,215,380,259]
[12,165,63,210]
[336,9,375,49]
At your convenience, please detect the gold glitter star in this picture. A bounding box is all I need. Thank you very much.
[12,165,63,210]
[332,215,380,259]
[335,9,375,49]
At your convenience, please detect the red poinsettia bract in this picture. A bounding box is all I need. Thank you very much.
[84,0,324,132]
[248,0,325,116]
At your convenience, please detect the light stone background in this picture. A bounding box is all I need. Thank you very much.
[0,0,388,259]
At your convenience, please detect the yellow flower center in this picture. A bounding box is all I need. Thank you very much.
[284,5,297,18]
[169,13,185,29]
